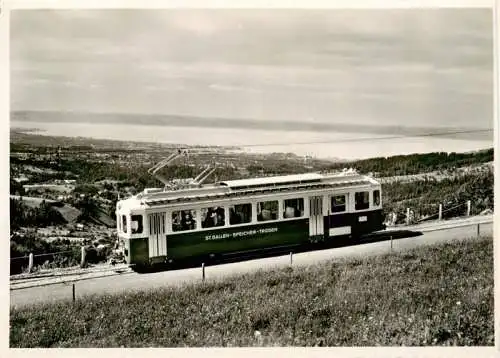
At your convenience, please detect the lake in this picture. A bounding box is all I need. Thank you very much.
[10,117,492,160]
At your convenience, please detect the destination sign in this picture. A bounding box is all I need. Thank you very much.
[205,227,278,241]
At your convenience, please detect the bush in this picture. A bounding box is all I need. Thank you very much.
[10,233,81,274]
[10,199,67,229]
[382,170,493,222]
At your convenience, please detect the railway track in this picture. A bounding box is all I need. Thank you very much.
[9,229,423,290]
[10,219,493,308]
[10,214,493,293]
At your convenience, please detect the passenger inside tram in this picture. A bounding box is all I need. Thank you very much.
[203,208,216,228]
[230,208,242,224]
[172,212,181,231]
[181,210,196,230]
[202,207,225,228]
[215,207,225,226]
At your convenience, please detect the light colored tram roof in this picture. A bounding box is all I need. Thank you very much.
[128,171,380,208]
[219,172,323,189]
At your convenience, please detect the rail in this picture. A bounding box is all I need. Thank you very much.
[385,200,477,227]
[415,201,468,223]
[10,245,119,277]
[10,215,493,294]
[11,249,76,261]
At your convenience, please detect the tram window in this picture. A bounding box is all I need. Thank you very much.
[257,200,278,222]
[230,203,252,225]
[283,198,304,218]
[122,215,127,233]
[131,215,143,234]
[373,190,381,206]
[355,191,370,210]
[172,210,197,232]
[201,206,225,228]
[331,195,346,213]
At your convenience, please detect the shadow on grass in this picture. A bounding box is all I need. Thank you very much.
[133,229,423,274]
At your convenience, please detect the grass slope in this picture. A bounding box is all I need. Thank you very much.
[10,237,493,347]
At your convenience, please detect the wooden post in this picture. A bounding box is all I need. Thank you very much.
[467,200,471,216]
[202,262,205,281]
[290,252,293,265]
[80,246,86,268]
[28,253,34,273]
[390,236,393,251]
[477,223,480,237]
[406,208,410,225]
[72,283,75,302]
[438,204,442,221]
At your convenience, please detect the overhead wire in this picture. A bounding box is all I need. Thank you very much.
[170,128,493,152]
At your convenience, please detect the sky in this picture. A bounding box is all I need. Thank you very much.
[10,8,493,129]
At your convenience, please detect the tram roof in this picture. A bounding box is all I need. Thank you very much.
[129,171,380,208]
[219,173,324,190]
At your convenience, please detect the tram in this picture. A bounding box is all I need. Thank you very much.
[115,150,385,269]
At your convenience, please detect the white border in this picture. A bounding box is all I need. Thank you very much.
[2,0,497,357]
[5,0,496,9]
[492,0,499,351]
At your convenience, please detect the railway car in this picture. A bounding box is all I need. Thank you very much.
[115,169,386,270]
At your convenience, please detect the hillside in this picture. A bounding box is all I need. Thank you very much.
[10,195,81,223]
[9,130,494,274]
[10,237,493,347]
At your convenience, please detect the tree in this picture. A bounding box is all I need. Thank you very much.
[10,179,25,195]
[76,197,100,222]
[10,198,26,229]
[10,198,66,228]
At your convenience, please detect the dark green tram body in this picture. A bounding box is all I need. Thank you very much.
[126,219,310,264]
[326,209,385,238]
[167,219,310,260]
[117,172,386,268]
[122,211,386,267]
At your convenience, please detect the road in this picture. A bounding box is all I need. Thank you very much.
[10,217,493,309]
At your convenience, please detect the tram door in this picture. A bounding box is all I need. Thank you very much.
[148,212,167,258]
[309,196,324,238]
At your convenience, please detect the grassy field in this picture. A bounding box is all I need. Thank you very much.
[10,237,493,347]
